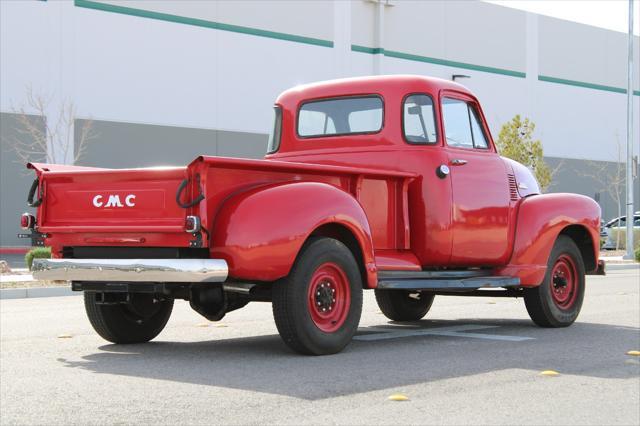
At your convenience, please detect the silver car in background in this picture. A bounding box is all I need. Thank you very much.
[602,212,640,250]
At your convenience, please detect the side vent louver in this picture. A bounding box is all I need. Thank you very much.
[508,174,519,201]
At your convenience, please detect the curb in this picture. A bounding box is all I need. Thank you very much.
[0,286,77,300]
[605,263,639,271]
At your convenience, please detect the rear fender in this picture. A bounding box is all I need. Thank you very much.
[497,193,600,286]
[210,181,377,287]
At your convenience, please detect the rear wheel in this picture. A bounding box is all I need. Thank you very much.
[524,235,585,327]
[84,292,173,343]
[375,290,435,321]
[272,237,363,355]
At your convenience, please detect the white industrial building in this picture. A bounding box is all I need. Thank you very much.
[1,0,639,248]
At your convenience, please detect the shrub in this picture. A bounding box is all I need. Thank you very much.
[495,115,551,191]
[635,247,640,262]
[25,247,51,271]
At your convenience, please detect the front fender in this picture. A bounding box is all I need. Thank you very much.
[497,193,600,286]
[210,181,376,286]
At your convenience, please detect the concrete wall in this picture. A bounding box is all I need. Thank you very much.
[0,113,43,247]
[545,156,640,222]
[75,119,267,168]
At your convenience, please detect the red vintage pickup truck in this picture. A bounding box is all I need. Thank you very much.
[25,75,602,355]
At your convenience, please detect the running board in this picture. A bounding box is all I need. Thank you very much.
[376,271,520,291]
[378,270,492,279]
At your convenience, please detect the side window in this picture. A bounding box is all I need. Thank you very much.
[441,98,474,148]
[442,98,490,149]
[403,94,437,144]
[266,106,283,154]
[469,106,489,149]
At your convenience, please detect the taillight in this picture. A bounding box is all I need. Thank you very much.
[20,213,35,230]
[185,215,201,233]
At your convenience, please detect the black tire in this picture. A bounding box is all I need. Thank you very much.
[524,235,585,327]
[84,292,174,343]
[272,237,363,355]
[374,290,435,321]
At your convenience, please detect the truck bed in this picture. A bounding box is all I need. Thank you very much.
[28,157,417,268]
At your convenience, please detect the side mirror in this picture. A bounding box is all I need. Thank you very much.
[407,105,421,115]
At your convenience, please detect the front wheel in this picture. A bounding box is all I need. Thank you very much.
[84,292,174,343]
[272,237,363,355]
[523,235,585,327]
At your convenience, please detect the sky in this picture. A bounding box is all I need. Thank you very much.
[485,0,640,35]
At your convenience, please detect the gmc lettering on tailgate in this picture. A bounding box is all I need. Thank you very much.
[92,194,136,208]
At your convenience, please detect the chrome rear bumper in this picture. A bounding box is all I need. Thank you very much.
[32,258,228,283]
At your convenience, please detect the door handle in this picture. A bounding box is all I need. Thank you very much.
[450,159,468,166]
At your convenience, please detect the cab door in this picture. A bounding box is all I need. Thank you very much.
[440,95,511,266]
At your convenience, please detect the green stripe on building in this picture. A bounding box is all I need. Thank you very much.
[74,0,333,48]
[351,44,526,78]
[539,75,640,96]
[351,45,385,55]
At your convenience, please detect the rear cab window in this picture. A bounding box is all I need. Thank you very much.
[297,96,383,138]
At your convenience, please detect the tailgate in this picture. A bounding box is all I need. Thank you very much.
[29,163,189,233]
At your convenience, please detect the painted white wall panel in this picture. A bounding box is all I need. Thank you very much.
[367,1,527,74]
[1,1,61,111]
[97,0,334,41]
[442,1,526,73]
[533,82,639,161]
[539,16,640,90]
[351,0,376,48]
[73,3,335,134]
[384,0,446,59]
[1,0,637,163]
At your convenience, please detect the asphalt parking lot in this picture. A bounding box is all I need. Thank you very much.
[1,268,639,425]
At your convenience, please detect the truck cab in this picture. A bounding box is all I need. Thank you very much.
[27,76,601,355]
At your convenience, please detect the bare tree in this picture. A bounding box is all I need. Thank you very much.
[1,86,95,166]
[576,137,626,249]
[545,159,566,192]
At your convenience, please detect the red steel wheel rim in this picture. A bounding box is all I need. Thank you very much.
[307,262,351,332]
[550,254,578,309]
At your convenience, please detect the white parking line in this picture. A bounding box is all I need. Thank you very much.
[354,324,534,342]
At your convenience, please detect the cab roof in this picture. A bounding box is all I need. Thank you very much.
[275,75,473,105]
[270,74,490,157]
